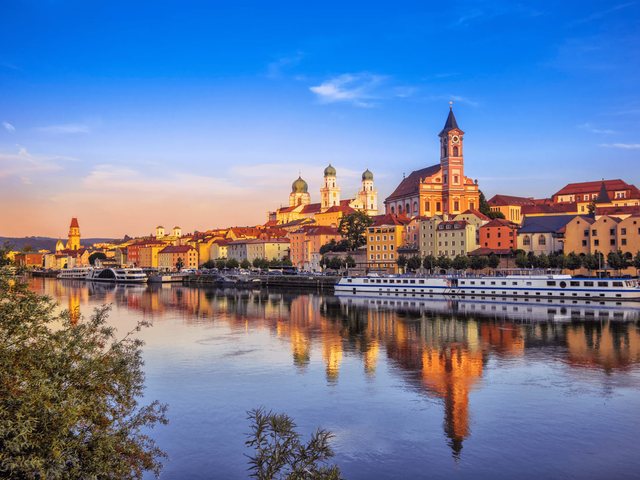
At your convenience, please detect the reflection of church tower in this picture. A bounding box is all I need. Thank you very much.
[320,164,340,213]
[68,289,81,325]
[289,174,311,208]
[322,335,343,386]
[358,168,378,216]
[422,345,483,458]
[67,217,81,250]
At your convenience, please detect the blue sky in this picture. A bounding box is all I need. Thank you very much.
[1,0,639,237]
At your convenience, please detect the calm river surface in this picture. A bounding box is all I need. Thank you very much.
[31,277,640,479]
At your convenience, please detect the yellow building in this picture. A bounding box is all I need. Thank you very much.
[366,213,411,273]
[139,244,166,268]
[157,245,198,272]
[487,195,534,224]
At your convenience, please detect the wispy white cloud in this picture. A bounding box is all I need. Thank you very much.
[310,73,387,107]
[454,2,542,26]
[0,146,71,179]
[573,2,635,24]
[3,121,15,132]
[21,177,32,185]
[599,143,640,149]
[37,124,90,134]
[1,62,18,70]
[267,52,305,79]
[579,123,617,134]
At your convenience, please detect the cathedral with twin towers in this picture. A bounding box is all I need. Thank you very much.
[272,164,378,224]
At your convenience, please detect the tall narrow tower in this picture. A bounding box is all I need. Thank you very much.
[358,168,378,215]
[439,104,466,215]
[320,163,340,213]
[67,217,81,250]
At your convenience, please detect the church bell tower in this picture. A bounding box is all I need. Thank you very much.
[439,103,466,215]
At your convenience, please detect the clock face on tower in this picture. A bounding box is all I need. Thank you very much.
[451,135,460,144]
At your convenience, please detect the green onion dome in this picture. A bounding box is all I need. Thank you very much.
[291,176,308,193]
[324,164,336,177]
[362,168,373,181]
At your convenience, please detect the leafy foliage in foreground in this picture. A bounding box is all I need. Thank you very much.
[0,257,168,479]
[245,407,344,480]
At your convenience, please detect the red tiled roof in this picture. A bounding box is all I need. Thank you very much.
[372,213,412,227]
[69,217,79,228]
[459,209,490,221]
[481,218,519,229]
[522,203,577,215]
[596,205,640,216]
[306,226,340,236]
[159,245,195,254]
[488,195,535,207]
[385,164,441,201]
[554,179,640,198]
[301,203,322,214]
[324,205,356,214]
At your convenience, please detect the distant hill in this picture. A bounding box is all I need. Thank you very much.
[0,237,117,252]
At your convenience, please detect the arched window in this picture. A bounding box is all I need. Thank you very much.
[523,235,530,246]
[398,205,402,214]
[453,146,459,156]
[454,175,459,184]
[538,235,546,246]
[413,201,418,213]
[391,206,395,214]
[442,147,446,157]
[406,204,411,214]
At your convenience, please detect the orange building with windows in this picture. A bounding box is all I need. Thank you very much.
[158,245,198,272]
[384,106,480,218]
[478,218,519,250]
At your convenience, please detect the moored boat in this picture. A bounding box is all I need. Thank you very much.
[335,269,640,302]
[86,267,148,283]
[56,267,94,280]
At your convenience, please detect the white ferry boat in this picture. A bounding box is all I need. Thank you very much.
[86,267,148,283]
[335,269,640,302]
[56,267,94,280]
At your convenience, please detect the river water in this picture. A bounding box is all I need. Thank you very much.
[31,278,640,479]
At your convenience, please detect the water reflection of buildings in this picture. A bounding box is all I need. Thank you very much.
[31,279,640,458]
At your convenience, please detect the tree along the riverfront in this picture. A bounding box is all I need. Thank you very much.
[607,250,629,276]
[175,257,185,271]
[240,258,251,269]
[470,255,489,272]
[89,251,107,265]
[337,211,374,251]
[216,257,228,270]
[245,407,344,480]
[328,256,344,271]
[452,254,471,271]
[344,255,356,272]
[396,255,408,274]
[423,255,437,273]
[202,259,217,269]
[437,254,452,271]
[487,253,501,270]
[407,255,422,272]
[227,257,240,269]
[253,257,270,270]
[0,248,168,479]
[634,252,640,275]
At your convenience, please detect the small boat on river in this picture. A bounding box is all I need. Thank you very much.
[86,267,148,283]
[335,269,640,302]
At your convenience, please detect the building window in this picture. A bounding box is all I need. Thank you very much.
[538,235,546,246]
[390,254,394,260]
[582,240,587,247]
[610,229,615,236]
[453,146,459,156]
[391,206,395,214]
[584,230,589,237]
[425,201,430,211]
[594,239,599,246]
[622,238,627,246]
[454,201,459,211]
[523,236,530,246]
[621,228,626,235]
[610,239,616,246]
[592,230,597,236]
[436,202,441,211]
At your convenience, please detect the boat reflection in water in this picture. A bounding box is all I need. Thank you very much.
[29,278,640,466]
